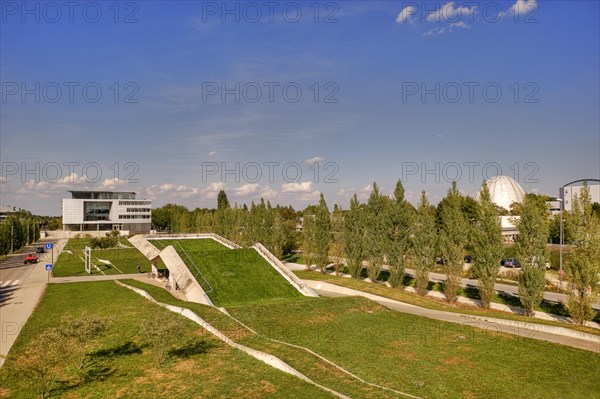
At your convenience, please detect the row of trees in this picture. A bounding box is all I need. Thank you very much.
[152,182,599,324]
[0,214,41,256]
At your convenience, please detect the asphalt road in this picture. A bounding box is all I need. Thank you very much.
[404,268,600,311]
[0,239,60,293]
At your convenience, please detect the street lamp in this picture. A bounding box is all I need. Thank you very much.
[557,198,563,289]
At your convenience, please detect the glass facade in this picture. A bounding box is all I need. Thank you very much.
[83,202,111,221]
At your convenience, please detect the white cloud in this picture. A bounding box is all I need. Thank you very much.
[208,151,217,157]
[450,21,469,29]
[396,6,416,24]
[508,0,537,15]
[426,2,477,23]
[282,181,314,193]
[234,183,260,195]
[305,156,323,164]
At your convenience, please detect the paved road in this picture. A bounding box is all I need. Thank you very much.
[0,238,62,367]
[404,268,600,311]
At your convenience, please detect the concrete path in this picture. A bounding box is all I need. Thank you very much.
[50,273,149,284]
[0,238,66,367]
[304,280,600,353]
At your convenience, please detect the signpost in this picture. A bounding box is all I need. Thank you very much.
[46,243,54,265]
[84,246,92,274]
[46,263,53,283]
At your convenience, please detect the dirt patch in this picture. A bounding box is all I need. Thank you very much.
[0,388,11,398]
[442,356,463,366]
[307,313,335,324]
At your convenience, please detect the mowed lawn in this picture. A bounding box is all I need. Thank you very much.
[53,238,151,277]
[0,281,335,399]
[227,296,600,399]
[153,239,303,306]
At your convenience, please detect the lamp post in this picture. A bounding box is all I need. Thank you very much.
[557,198,563,289]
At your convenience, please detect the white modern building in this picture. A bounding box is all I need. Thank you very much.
[62,191,152,233]
[559,179,600,212]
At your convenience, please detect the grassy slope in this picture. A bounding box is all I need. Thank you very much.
[154,239,303,306]
[296,271,600,336]
[227,296,600,399]
[121,279,410,399]
[0,281,334,399]
[53,238,151,277]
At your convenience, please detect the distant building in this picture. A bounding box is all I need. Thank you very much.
[481,176,526,243]
[62,191,152,233]
[559,179,600,212]
[0,205,24,221]
[484,175,526,212]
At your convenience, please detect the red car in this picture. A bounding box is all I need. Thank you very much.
[23,253,39,264]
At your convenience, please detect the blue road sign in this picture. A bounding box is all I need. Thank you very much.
[45,243,53,249]
[45,264,53,271]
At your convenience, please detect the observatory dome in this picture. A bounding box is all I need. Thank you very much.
[484,175,526,211]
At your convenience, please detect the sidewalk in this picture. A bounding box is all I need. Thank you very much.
[0,239,67,367]
[0,260,48,367]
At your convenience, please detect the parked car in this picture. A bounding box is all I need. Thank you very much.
[36,246,46,253]
[501,258,521,268]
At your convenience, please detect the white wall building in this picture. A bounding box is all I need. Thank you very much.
[559,180,600,212]
[62,191,151,233]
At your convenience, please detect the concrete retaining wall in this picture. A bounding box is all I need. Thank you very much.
[252,243,318,297]
[146,233,241,249]
[158,246,213,306]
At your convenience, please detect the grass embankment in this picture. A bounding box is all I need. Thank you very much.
[53,238,150,277]
[228,295,600,399]
[154,239,303,306]
[0,281,334,399]
[295,271,600,336]
[123,280,600,399]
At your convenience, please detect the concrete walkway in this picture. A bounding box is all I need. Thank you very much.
[0,239,68,367]
[304,280,600,353]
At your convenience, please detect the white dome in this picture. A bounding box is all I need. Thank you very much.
[483,176,526,211]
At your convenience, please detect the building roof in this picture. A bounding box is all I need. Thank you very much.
[484,175,526,211]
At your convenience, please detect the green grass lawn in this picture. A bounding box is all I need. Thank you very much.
[153,239,303,306]
[295,271,600,336]
[53,238,151,277]
[0,281,335,399]
[227,295,600,399]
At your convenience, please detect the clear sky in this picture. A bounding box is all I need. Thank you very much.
[1,0,599,215]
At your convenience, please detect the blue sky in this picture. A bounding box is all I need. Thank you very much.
[1,0,599,215]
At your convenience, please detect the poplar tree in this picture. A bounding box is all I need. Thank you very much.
[565,183,600,324]
[386,180,411,287]
[411,191,437,295]
[314,193,332,272]
[439,182,469,303]
[472,182,504,308]
[515,194,550,316]
[344,194,365,278]
[365,183,387,281]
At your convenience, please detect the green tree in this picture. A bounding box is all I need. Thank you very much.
[411,191,437,296]
[313,193,332,272]
[365,183,387,281]
[472,182,504,308]
[439,182,469,303]
[329,204,345,276]
[565,183,600,324]
[344,194,365,278]
[142,313,184,367]
[302,212,316,271]
[515,195,550,316]
[217,190,230,211]
[385,180,411,288]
